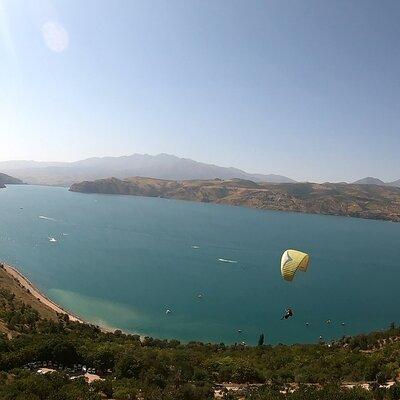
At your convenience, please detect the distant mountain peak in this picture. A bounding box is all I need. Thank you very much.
[353,177,386,185]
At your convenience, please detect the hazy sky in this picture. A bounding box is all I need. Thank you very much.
[1,0,400,182]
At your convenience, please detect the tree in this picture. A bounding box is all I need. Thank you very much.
[115,351,143,379]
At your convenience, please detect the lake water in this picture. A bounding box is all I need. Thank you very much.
[0,184,399,345]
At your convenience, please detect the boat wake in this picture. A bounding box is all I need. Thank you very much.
[218,258,238,264]
[39,215,57,222]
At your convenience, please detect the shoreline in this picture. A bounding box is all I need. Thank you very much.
[0,262,85,324]
[0,262,143,338]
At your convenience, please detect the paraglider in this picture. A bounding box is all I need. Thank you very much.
[280,249,310,281]
[279,250,310,321]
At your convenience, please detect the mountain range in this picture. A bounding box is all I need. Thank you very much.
[0,153,295,186]
[0,154,398,187]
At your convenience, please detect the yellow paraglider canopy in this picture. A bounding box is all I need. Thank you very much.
[281,249,310,281]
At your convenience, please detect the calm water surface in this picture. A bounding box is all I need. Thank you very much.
[0,185,399,345]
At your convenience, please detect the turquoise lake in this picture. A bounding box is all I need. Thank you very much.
[0,184,399,345]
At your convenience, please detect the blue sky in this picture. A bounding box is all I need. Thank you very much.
[1,0,399,182]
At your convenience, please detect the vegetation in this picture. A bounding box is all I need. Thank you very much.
[70,177,400,222]
[0,305,400,397]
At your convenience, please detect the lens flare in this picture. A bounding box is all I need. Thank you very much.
[41,21,69,52]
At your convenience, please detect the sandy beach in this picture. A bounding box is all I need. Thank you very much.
[0,262,84,324]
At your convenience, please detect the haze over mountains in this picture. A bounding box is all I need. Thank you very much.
[0,153,295,186]
[0,153,399,187]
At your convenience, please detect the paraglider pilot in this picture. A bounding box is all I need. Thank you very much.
[281,308,293,320]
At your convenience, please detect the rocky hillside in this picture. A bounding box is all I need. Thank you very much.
[70,177,400,222]
[0,173,23,187]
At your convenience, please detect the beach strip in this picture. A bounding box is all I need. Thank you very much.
[0,262,84,324]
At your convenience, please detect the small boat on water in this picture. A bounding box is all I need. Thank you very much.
[48,237,57,243]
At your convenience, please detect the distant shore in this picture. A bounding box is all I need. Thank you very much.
[70,177,400,223]
[0,262,85,324]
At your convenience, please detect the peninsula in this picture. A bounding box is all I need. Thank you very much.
[70,177,400,222]
[0,172,23,187]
